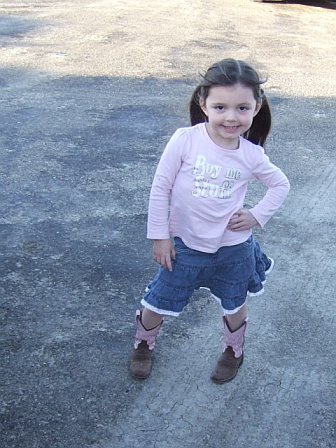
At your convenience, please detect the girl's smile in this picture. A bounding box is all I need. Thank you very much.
[222,125,241,133]
[200,83,261,149]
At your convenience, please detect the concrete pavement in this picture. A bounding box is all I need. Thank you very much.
[0,1,335,447]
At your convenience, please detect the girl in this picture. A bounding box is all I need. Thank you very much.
[130,58,290,383]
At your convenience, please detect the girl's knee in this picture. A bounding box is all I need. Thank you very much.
[141,307,164,329]
[225,305,248,331]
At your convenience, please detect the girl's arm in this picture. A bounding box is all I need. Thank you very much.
[147,129,187,239]
[147,129,187,269]
[249,151,290,227]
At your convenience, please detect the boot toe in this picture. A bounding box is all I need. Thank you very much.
[130,341,153,379]
[211,347,243,384]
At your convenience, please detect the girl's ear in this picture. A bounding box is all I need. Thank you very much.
[199,97,208,117]
[253,101,262,117]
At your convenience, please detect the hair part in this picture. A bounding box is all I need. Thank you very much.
[189,58,271,147]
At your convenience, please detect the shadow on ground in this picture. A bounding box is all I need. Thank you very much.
[255,0,336,9]
[0,14,48,40]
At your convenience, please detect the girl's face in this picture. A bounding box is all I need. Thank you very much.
[200,83,261,149]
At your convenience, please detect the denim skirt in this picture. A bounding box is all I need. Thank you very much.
[141,236,273,316]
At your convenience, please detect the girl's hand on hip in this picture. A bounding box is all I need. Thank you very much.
[153,239,176,272]
[227,208,259,231]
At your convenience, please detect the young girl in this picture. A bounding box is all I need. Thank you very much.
[130,58,290,383]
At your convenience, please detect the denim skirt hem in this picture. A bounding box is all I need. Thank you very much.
[140,298,181,317]
[141,237,274,316]
[210,295,246,315]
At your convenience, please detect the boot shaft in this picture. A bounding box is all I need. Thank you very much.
[222,317,247,358]
[134,309,163,350]
[131,309,163,380]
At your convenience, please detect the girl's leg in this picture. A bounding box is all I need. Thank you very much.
[141,307,164,330]
[130,307,164,380]
[131,237,197,379]
[225,304,248,331]
[211,304,248,384]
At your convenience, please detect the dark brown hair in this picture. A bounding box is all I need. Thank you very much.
[189,58,271,147]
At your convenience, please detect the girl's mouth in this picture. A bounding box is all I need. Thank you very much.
[222,125,240,133]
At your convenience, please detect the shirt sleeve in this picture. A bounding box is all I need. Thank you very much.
[249,148,290,228]
[147,129,187,239]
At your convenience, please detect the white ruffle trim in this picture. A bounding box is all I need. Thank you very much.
[140,298,181,317]
[247,285,265,297]
[211,293,246,315]
[265,257,275,275]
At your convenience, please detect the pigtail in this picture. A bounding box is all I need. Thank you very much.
[189,86,208,126]
[243,93,272,148]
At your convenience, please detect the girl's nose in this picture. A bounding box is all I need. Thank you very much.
[225,109,237,121]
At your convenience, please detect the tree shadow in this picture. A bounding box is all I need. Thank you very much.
[0,15,45,39]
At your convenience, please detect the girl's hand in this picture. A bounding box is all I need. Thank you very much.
[227,208,259,231]
[152,239,176,272]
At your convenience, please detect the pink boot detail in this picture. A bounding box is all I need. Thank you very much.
[131,310,163,379]
[222,317,248,357]
[211,317,248,383]
[134,310,163,350]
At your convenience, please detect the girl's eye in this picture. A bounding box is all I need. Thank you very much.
[239,106,249,111]
[215,106,224,111]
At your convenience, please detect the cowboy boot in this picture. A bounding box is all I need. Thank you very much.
[211,317,247,384]
[130,310,163,379]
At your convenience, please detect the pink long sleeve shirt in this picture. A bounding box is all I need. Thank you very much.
[147,123,290,253]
